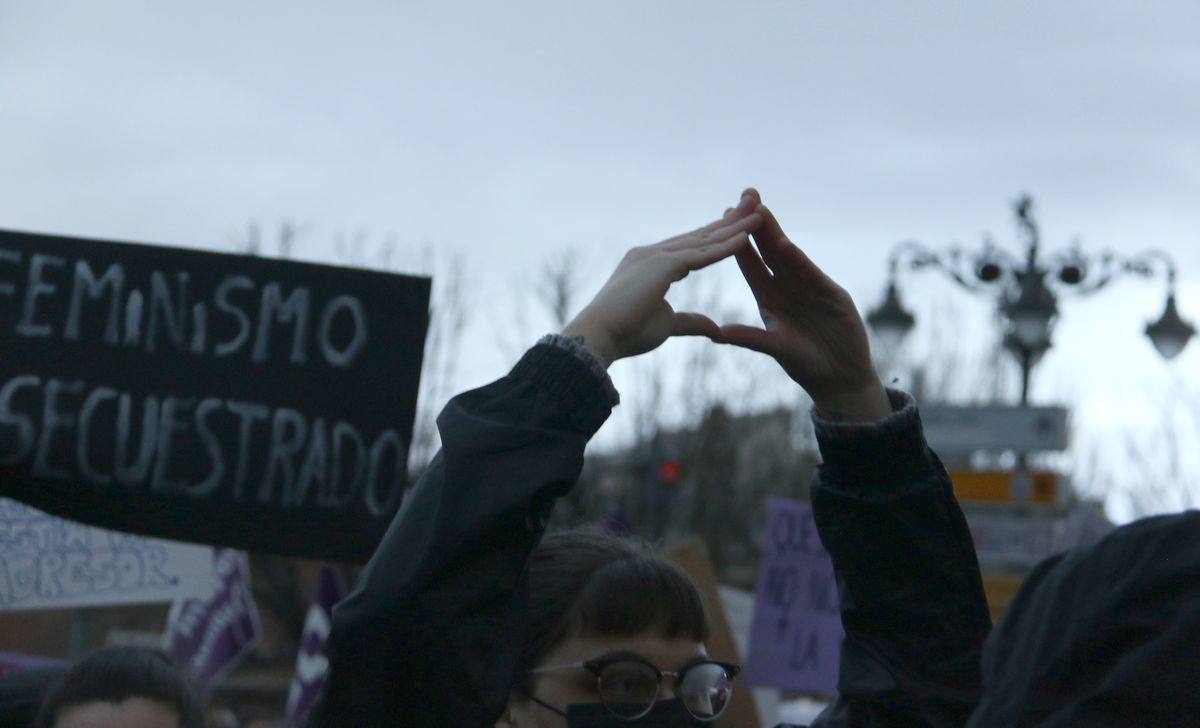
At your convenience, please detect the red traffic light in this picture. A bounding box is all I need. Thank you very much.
[657,459,683,485]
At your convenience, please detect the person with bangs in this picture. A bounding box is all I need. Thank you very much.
[311,189,992,726]
[34,647,204,728]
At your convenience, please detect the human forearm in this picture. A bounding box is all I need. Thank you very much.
[561,318,617,369]
[811,391,990,724]
[313,339,616,725]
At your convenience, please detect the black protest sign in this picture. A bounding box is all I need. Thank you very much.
[0,229,430,562]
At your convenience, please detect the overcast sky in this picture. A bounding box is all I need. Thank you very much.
[2,0,1198,517]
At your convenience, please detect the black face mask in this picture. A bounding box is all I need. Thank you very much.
[562,698,705,727]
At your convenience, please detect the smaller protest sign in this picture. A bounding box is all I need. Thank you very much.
[743,498,843,696]
[162,548,261,694]
[0,498,217,612]
[284,564,347,726]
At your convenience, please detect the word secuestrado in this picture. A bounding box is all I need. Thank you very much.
[0,249,368,367]
[0,374,407,517]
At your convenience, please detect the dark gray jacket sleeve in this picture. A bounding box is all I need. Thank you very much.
[310,339,615,727]
[809,391,991,727]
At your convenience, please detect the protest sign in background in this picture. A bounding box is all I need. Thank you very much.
[0,498,217,611]
[0,229,430,562]
[743,498,843,696]
[284,563,346,727]
[162,548,261,694]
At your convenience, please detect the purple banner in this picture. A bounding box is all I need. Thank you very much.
[162,548,261,694]
[284,564,347,726]
[743,498,843,695]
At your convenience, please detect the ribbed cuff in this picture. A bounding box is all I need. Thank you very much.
[812,388,934,493]
[509,337,618,437]
[538,334,620,406]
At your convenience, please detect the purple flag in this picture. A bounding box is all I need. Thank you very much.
[284,564,347,726]
[599,509,632,536]
[162,548,261,694]
[743,498,843,696]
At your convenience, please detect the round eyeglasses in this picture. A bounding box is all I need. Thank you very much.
[527,655,740,722]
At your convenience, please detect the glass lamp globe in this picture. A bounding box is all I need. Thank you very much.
[1145,294,1196,360]
[866,283,916,349]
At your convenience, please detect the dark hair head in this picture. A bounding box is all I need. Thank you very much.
[0,666,67,728]
[35,647,204,728]
[519,528,709,680]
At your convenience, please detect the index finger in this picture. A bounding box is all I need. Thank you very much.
[655,192,758,250]
[660,211,761,253]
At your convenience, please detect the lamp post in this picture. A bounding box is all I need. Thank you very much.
[866,194,1195,406]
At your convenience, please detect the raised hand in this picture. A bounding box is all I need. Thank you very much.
[562,193,761,368]
[714,190,892,421]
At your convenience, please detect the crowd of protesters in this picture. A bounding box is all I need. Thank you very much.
[3,189,1199,727]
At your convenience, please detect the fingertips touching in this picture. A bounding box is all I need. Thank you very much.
[713,323,774,354]
[673,311,720,338]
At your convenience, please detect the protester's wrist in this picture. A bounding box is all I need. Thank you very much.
[812,388,932,492]
[561,315,616,369]
[512,336,619,435]
[811,377,891,423]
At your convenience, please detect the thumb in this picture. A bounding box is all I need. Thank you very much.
[714,323,776,354]
[672,311,720,339]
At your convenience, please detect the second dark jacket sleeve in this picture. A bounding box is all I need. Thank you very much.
[809,391,992,727]
[310,342,614,727]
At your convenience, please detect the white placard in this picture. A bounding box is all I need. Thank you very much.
[922,405,1069,453]
[0,498,219,612]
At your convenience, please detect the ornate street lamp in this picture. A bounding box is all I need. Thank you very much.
[867,194,1195,405]
[1145,293,1197,361]
[864,281,916,350]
